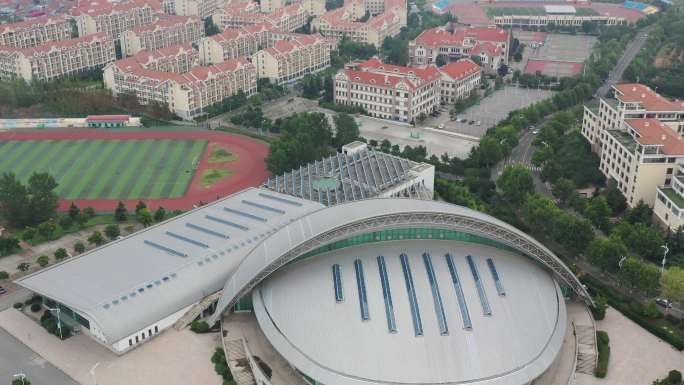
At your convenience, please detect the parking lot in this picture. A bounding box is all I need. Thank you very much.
[422,86,555,138]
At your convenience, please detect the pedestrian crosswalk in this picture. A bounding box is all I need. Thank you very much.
[501,160,542,172]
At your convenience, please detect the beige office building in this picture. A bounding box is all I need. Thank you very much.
[251,33,331,84]
[333,57,441,123]
[71,0,161,40]
[125,43,200,73]
[0,32,116,82]
[174,0,223,19]
[0,15,73,48]
[438,58,481,104]
[258,0,324,16]
[199,23,278,64]
[120,15,204,56]
[212,2,309,32]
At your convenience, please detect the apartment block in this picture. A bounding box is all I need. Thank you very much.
[251,33,331,84]
[491,13,626,28]
[438,58,481,104]
[0,15,73,48]
[0,32,116,82]
[174,0,222,19]
[654,164,684,231]
[130,43,200,72]
[311,0,405,47]
[212,2,309,32]
[333,57,440,123]
[581,84,684,215]
[259,0,324,16]
[199,23,278,64]
[104,51,256,119]
[71,0,161,40]
[408,25,510,72]
[120,15,204,56]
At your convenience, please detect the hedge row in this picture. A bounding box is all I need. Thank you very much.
[595,330,610,378]
[581,275,684,350]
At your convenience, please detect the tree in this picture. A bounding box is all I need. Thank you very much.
[0,172,29,227]
[0,271,8,280]
[266,112,333,174]
[104,224,120,240]
[87,231,105,246]
[137,208,153,227]
[586,237,627,272]
[135,200,147,214]
[26,172,59,225]
[68,202,80,220]
[17,262,30,272]
[604,182,627,215]
[73,241,85,254]
[58,216,72,230]
[21,228,36,242]
[552,178,576,206]
[83,207,96,218]
[497,64,509,77]
[74,212,89,227]
[154,207,166,222]
[612,222,663,262]
[435,54,447,67]
[37,221,57,239]
[37,255,49,267]
[618,257,661,296]
[497,165,534,206]
[0,236,20,256]
[114,201,128,221]
[332,113,360,148]
[584,196,611,231]
[661,267,684,304]
[627,200,652,225]
[54,248,68,260]
[203,17,220,36]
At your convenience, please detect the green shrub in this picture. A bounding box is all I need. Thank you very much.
[591,293,607,320]
[36,255,49,267]
[642,301,663,319]
[30,303,42,312]
[13,302,23,309]
[0,271,9,280]
[190,320,210,333]
[211,348,233,382]
[595,330,610,378]
[54,248,68,260]
[653,369,682,385]
[12,377,31,385]
[73,242,85,254]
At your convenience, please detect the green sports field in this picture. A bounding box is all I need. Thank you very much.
[0,139,207,200]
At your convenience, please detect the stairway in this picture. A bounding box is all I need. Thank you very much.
[224,339,257,385]
[574,324,598,375]
[173,290,223,330]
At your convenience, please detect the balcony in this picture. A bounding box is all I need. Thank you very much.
[657,186,684,217]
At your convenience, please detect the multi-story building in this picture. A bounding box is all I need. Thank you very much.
[489,5,626,28]
[174,0,222,19]
[104,52,256,119]
[199,23,278,64]
[0,15,73,48]
[212,2,309,32]
[438,58,481,104]
[251,33,331,84]
[311,0,405,47]
[408,25,510,71]
[0,32,116,82]
[258,0,324,16]
[581,83,684,211]
[162,0,176,14]
[120,15,204,56]
[333,57,441,123]
[128,43,200,72]
[71,0,161,40]
[654,164,684,231]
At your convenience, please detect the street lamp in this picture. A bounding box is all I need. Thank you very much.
[90,362,100,385]
[661,244,669,274]
[45,306,63,340]
[618,255,627,269]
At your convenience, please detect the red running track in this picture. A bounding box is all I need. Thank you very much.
[0,130,270,212]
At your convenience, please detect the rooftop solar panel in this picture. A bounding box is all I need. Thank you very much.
[354,259,370,321]
[400,253,423,337]
[486,258,506,296]
[143,240,188,257]
[467,255,492,316]
[223,207,267,222]
[445,253,472,330]
[377,255,397,333]
[185,223,230,239]
[205,214,249,231]
[165,231,209,249]
[241,200,286,214]
[422,253,449,335]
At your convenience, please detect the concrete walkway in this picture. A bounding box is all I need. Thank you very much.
[0,309,222,385]
[576,307,684,385]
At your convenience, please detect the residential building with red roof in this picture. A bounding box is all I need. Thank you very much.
[311,0,406,47]
[212,2,310,32]
[0,15,73,48]
[71,0,161,40]
[408,25,510,72]
[580,83,684,221]
[104,53,256,120]
[333,57,441,123]
[174,0,221,19]
[199,23,281,64]
[0,32,115,82]
[252,32,332,84]
[438,58,481,104]
[120,15,204,56]
[258,0,324,16]
[118,43,200,73]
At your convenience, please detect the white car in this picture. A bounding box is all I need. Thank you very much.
[532,129,540,135]
[475,120,481,126]
[438,124,445,129]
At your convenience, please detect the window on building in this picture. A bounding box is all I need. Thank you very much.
[155,326,159,333]
[129,339,132,347]
[135,336,139,343]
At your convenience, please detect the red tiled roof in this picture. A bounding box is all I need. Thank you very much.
[414,25,508,48]
[71,0,161,17]
[344,69,418,90]
[439,58,481,81]
[625,118,684,155]
[357,57,441,83]
[262,33,327,56]
[471,42,502,56]
[0,32,110,57]
[112,56,253,84]
[129,15,199,34]
[86,115,130,122]
[0,14,68,34]
[130,43,196,65]
[613,83,684,112]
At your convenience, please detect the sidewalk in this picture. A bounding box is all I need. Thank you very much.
[0,308,222,385]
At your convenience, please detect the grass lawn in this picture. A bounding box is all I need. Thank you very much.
[208,144,239,163]
[0,139,207,200]
[201,169,233,188]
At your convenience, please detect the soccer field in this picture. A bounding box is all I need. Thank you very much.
[0,139,207,200]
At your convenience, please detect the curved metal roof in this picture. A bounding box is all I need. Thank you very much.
[210,197,591,325]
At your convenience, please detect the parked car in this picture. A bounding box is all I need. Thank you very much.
[656,298,673,308]
[475,120,481,126]
[0,286,6,295]
[532,129,540,135]
[468,120,475,125]
[438,124,445,129]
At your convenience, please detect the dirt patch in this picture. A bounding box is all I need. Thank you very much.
[200,169,234,188]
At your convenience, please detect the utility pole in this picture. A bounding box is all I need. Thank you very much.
[661,244,669,274]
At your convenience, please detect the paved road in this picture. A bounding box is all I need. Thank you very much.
[0,327,78,385]
[0,286,30,312]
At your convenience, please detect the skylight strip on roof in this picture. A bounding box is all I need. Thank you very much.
[344,154,359,200]
[143,240,188,257]
[165,231,209,248]
[205,214,249,231]
[400,253,423,336]
[259,192,303,207]
[299,166,304,198]
[422,252,449,335]
[445,253,472,330]
[241,199,286,214]
[377,255,397,333]
[467,255,492,316]
[370,150,388,186]
[223,207,267,222]
[486,258,506,296]
[332,264,344,302]
[336,153,349,202]
[185,223,230,239]
[354,259,370,321]
[307,163,314,200]
[275,175,280,192]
